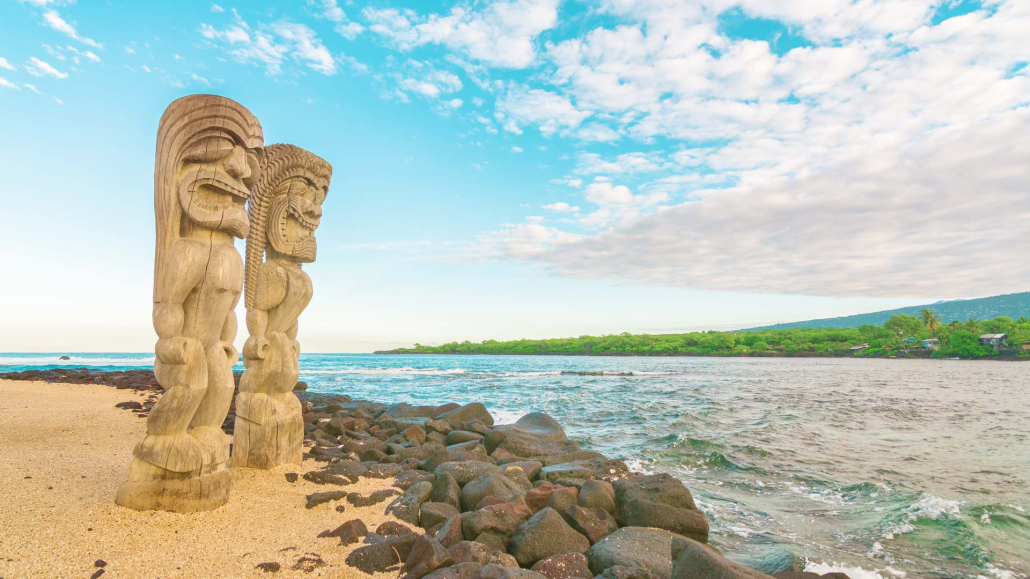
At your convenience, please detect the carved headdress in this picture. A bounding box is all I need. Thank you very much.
[153,94,263,302]
[244,144,332,310]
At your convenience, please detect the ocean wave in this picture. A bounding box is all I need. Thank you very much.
[906,494,962,521]
[491,409,528,424]
[303,367,469,376]
[804,560,906,579]
[0,356,155,366]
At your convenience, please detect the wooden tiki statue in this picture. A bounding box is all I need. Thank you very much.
[116,95,262,512]
[232,144,332,469]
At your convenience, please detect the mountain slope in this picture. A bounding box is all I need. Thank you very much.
[744,291,1030,331]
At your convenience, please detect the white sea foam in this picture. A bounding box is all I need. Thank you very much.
[496,371,561,377]
[906,494,962,521]
[804,560,904,579]
[491,409,528,424]
[302,367,468,376]
[979,563,1019,579]
[0,356,154,366]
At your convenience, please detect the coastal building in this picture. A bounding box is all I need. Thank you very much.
[979,333,1008,349]
[901,337,917,347]
[921,338,939,350]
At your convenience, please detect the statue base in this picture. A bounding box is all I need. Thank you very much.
[232,394,304,469]
[115,464,231,513]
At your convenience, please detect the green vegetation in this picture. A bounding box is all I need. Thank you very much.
[382,313,1030,359]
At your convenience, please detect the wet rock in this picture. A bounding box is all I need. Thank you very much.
[255,561,281,573]
[347,488,401,507]
[387,481,434,525]
[500,461,544,481]
[294,381,308,391]
[440,403,494,429]
[115,401,143,410]
[475,532,509,553]
[531,552,592,579]
[346,534,418,574]
[448,430,486,445]
[463,502,534,537]
[462,473,528,511]
[431,472,462,510]
[495,413,580,458]
[318,519,368,545]
[449,540,519,567]
[546,487,579,514]
[435,461,502,486]
[578,480,616,514]
[396,469,438,490]
[671,538,774,579]
[613,475,708,543]
[422,502,462,530]
[539,459,628,483]
[435,514,466,547]
[484,430,509,453]
[305,490,347,509]
[510,507,590,567]
[432,403,462,419]
[291,556,327,572]
[401,534,453,579]
[536,452,608,467]
[564,506,618,544]
[424,562,485,579]
[303,460,368,486]
[596,565,664,579]
[586,527,683,579]
[406,425,428,444]
[480,563,549,579]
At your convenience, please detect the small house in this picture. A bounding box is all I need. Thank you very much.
[979,334,1008,349]
[921,338,939,350]
[901,337,917,346]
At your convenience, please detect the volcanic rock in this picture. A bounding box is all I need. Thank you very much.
[509,507,590,567]
[531,552,593,579]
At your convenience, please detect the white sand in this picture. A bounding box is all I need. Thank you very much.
[0,379,402,579]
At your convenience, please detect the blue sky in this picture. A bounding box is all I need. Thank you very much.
[1,0,1027,352]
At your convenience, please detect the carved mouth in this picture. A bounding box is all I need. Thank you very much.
[195,172,250,200]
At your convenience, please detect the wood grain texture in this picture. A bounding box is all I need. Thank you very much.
[234,144,332,470]
[117,95,263,513]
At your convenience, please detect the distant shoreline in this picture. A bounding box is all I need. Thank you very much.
[373,350,1029,361]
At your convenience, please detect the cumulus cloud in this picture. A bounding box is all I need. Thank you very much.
[0,57,16,71]
[42,10,103,49]
[468,0,1030,298]
[0,76,19,89]
[314,0,365,39]
[543,201,580,212]
[364,0,559,68]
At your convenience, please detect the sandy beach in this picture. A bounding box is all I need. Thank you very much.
[0,379,400,579]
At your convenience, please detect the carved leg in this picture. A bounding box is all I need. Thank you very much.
[233,332,303,469]
[116,338,231,512]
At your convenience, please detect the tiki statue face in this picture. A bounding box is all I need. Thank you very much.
[177,128,261,239]
[266,170,327,263]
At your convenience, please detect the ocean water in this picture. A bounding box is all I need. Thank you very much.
[2,353,1028,578]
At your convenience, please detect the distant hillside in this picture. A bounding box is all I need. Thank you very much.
[744,291,1030,331]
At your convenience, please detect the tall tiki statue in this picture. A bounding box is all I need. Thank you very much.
[117,95,263,512]
[233,144,332,469]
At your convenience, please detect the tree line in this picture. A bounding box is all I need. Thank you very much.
[385,312,1030,359]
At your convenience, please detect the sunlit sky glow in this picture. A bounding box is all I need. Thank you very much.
[1,0,1027,352]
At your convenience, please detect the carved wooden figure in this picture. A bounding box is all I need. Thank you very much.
[116,95,263,512]
[232,144,332,469]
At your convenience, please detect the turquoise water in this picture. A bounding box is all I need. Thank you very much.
[2,353,1028,578]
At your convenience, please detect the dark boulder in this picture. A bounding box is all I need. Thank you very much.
[461,473,528,511]
[346,534,418,574]
[510,507,590,567]
[613,475,708,543]
[448,540,519,567]
[495,413,580,458]
[400,534,453,579]
[317,519,368,545]
[463,502,534,537]
[671,538,774,579]
[422,502,462,530]
[539,459,628,483]
[578,480,616,513]
[531,552,593,579]
[440,403,494,429]
[386,481,434,525]
[435,461,502,486]
[431,472,462,510]
[480,563,549,579]
[587,527,684,579]
[305,490,347,509]
[564,506,618,544]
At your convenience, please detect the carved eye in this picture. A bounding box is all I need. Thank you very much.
[182,132,237,164]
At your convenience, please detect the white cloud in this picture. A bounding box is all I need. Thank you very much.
[65,45,101,63]
[23,83,42,94]
[365,0,560,68]
[42,10,103,49]
[0,77,19,89]
[573,151,666,175]
[201,18,337,76]
[0,57,16,71]
[543,202,580,212]
[511,146,523,153]
[314,0,365,39]
[495,85,592,137]
[189,72,211,85]
[25,57,68,79]
[211,4,224,13]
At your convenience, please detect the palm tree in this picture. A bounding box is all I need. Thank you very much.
[920,308,942,334]
[965,318,981,334]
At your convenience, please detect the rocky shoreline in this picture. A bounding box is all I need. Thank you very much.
[0,368,849,579]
